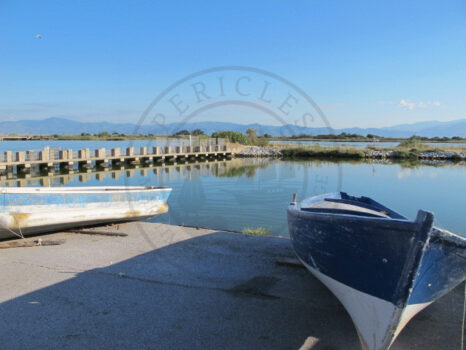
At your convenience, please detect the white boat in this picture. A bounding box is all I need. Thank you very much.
[0,186,172,239]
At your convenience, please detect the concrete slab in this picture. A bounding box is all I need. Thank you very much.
[0,222,463,350]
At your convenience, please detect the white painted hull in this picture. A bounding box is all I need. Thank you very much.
[300,259,430,350]
[0,186,171,239]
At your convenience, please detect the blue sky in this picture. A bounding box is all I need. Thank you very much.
[1,0,465,128]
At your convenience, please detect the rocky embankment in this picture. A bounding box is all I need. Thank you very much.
[235,146,282,157]
[369,150,466,160]
[236,146,466,160]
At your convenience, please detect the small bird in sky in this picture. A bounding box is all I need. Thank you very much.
[35,34,42,39]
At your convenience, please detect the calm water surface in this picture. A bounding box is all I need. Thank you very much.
[0,139,200,152]
[1,140,464,153]
[2,157,464,237]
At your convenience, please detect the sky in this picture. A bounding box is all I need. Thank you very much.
[1,0,465,128]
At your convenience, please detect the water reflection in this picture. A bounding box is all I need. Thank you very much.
[0,159,234,187]
[1,158,464,236]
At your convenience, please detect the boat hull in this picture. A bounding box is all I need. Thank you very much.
[287,193,466,350]
[0,186,171,239]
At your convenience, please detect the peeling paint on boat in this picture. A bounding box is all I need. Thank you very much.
[0,186,172,239]
[288,192,466,350]
[10,212,31,228]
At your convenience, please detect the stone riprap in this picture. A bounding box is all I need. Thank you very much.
[236,146,282,157]
[369,150,466,160]
[236,146,466,160]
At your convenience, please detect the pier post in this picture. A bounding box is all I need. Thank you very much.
[95,148,107,167]
[26,150,35,161]
[40,178,51,187]
[16,151,25,162]
[78,149,91,168]
[95,148,106,158]
[39,149,49,161]
[4,151,12,163]
[111,148,120,157]
[111,148,123,166]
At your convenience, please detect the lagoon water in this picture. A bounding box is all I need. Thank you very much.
[1,139,464,153]
[0,139,196,153]
[1,147,464,236]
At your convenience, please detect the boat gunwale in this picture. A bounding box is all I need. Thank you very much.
[288,204,414,228]
[0,186,172,194]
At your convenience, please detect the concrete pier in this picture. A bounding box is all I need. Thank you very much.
[0,222,463,350]
[0,144,233,175]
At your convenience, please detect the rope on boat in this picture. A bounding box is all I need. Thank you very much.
[0,221,25,240]
[1,189,25,240]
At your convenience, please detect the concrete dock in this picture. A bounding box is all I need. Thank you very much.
[0,222,463,349]
[0,144,233,174]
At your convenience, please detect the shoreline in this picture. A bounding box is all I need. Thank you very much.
[1,135,465,143]
[235,146,466,161]
[0,221,463,349]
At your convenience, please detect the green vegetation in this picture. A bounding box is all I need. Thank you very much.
[212,129,269,146]
[246,128,269,146]
[171,129,205,136]
[280,145,366,159]
[172,130,190,136]
[218,164,258,178]
[212,131,249,144]
[276,133,466,143]
[242,227,270,236]
[276,142,464,161]
[192,129,205,136]
[2,129,465,145]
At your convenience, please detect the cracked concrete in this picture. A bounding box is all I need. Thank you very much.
[0,222,464,349]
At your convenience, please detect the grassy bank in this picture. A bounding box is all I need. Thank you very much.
[280,145,366,159]
[276,142,465,160]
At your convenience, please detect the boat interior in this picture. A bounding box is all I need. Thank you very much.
[300,192,407,219]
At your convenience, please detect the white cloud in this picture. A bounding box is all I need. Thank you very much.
[399,99,441,110]
[399,99,416,110]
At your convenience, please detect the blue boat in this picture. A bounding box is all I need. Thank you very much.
[0,186,172,239]
[287,192,466,350]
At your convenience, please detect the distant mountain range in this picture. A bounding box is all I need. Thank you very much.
[0,117,465,138]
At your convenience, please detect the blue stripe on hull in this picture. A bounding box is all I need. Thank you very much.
[287,208,430,306]
[2,190,171,209]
